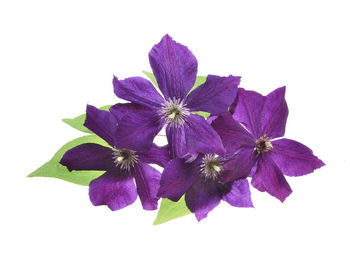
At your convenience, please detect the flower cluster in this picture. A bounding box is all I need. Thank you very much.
[58,35,324,222]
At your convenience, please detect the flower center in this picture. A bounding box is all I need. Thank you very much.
[200,154,223,180]
[112,148,139,171]
[160,98,190,127]
[254,135,273,155]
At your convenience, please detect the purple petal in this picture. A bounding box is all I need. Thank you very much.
[60,143,114,171]
[158,158,201,202]
[261,86,288,139]
[184,114,226,156]
[185,179,221,222]
[166,125,188,159]
[89,171,137,211]
[115,110,164,151]
[133,163,161,210]
[185,75,240,115]
[149,34,198,100]
[221,148,257,183]
[222,179,254,208]
[212,113,256,155]
[270,138,325,177]
[113,76,164,109]
[232,88,266,138]
[84,105,118,147]
[251,154,292,202]
[109,103,150,122]
[138,144,170,168]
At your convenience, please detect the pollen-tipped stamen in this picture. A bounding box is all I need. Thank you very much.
[159,97,190,127]
[112,148,139,171]
[200,154,223,180]
[254,135,273,155]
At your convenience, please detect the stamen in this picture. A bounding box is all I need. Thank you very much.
[159,97,190,127]
[254,135,273,155]
[112,148,139,171]
[200,154,223,180]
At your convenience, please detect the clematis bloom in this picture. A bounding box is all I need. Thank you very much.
[212,87,325,202]
[60,104,169,211]
[113,34,240,158]
[158,149,254,221]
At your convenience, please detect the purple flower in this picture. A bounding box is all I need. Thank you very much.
[158,151,254,221]
[60,104,169,211]
[113,34,240,158]
[212,87,325,202]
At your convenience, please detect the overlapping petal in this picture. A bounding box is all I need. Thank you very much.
[115,110,164,151]
[60,143,115,171]
[113,76,164,109]
[89,171,137,211]
[149,34,198,100]
[184,114,225,156]
[166,125,187,159]
[222,179,254,207]
[251,154,292,202]
[84,105,118,147]
[270,138,325,176]
[232,88,266,138]
[212,113,256,155]
[185,75,240,115]
[261,87,288,139]
[109,102,150,122]
[221,148,257,183]
[134,163,161,210]
[158,158,201,202]
[185,179,222,221]
[138,144,170,168]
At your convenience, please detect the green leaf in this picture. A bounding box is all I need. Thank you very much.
[193,111,210,118]
[153,196,192,225]
[28,135,109,186]
[190,75,206,92]
[143,70,159,90]
[62,105,112,133]
[142,71,207,93]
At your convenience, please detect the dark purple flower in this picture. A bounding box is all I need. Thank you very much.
[212,87,325,202]
[158,150,254,221]
[60,104,169,211]
[113,34,240,158]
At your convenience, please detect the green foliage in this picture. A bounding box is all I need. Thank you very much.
[153,196,191,225]
[28,135,109,185]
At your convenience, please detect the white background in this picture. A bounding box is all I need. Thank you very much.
[1,0,349,254]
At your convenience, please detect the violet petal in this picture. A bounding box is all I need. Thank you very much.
[109,103,150,122]
[270,138,325,176]
[89,171,137,211]
[166,124,188,159]
[113,76,164,109]
[184,114,226,156]
[60,143,115,171]
[261,86,288,139]
[221,148,257,183]
[84,104,118,147]
[158,158,201,202]
[232,88,266,138]
[222,179,254,208]
[185,75,240,115]
[212,113,256,155]
[133,163,161,210]
[251,154,292,202]
[115,110,164,151]
[138,144,170,168]
[149,34,198,100]
[185,179,221,222]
